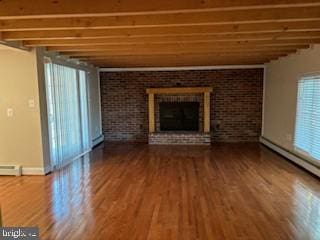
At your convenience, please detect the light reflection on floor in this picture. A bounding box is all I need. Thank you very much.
[50,154,93,238]
[292,180,320,239]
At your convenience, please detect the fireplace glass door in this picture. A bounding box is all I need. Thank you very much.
[159,102,199,131]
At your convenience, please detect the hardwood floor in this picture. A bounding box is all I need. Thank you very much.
[1,143,320,240]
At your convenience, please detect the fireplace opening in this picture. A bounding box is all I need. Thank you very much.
[159,102,199,131]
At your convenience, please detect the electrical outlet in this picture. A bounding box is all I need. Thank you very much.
[7,108,13,117]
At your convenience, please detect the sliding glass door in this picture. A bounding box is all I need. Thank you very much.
[45,62,91,170]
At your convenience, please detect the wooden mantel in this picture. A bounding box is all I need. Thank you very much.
[146,87,213,133]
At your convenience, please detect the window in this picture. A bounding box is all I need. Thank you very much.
[294,75,320,161]
[44,62,91,170]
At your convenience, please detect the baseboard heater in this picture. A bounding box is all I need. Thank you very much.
[92,134,104,147]
[0,165,22,176]
[260,137,320,178]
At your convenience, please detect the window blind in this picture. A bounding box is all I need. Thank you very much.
[294,75,320,161]
[44,62,91,170]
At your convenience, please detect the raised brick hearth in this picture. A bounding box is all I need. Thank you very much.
[148,132,211,145]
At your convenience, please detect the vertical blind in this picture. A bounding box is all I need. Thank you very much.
[45,62,91,170]
[294,75,320,161]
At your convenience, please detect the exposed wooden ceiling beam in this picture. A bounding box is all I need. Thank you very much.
[73,51,292,59]
[64,46,305,57]
[58,47,309,57]
[85,56,275,68]
[62,45,302,57]
[93,61,267,67]
[0,7,320,31]
[3,21,320,41]
[1,0,320,19]
[81,59,278,66]
[69,49,296,59]
[75,55,290,68]
[23,31,320,47]
[46,39,319,52]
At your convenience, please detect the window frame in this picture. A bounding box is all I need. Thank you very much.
[293,72,320,166]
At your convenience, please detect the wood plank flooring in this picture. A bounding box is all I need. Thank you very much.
[1,143,320,240]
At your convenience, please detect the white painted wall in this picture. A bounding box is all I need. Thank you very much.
[0,48,46,169]
[263,45,320,152]
[0,47,102,173]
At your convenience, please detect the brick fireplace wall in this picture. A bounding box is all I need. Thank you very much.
[100,69,263,142]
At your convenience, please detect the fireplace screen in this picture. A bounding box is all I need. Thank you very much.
[159,102,199,131]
